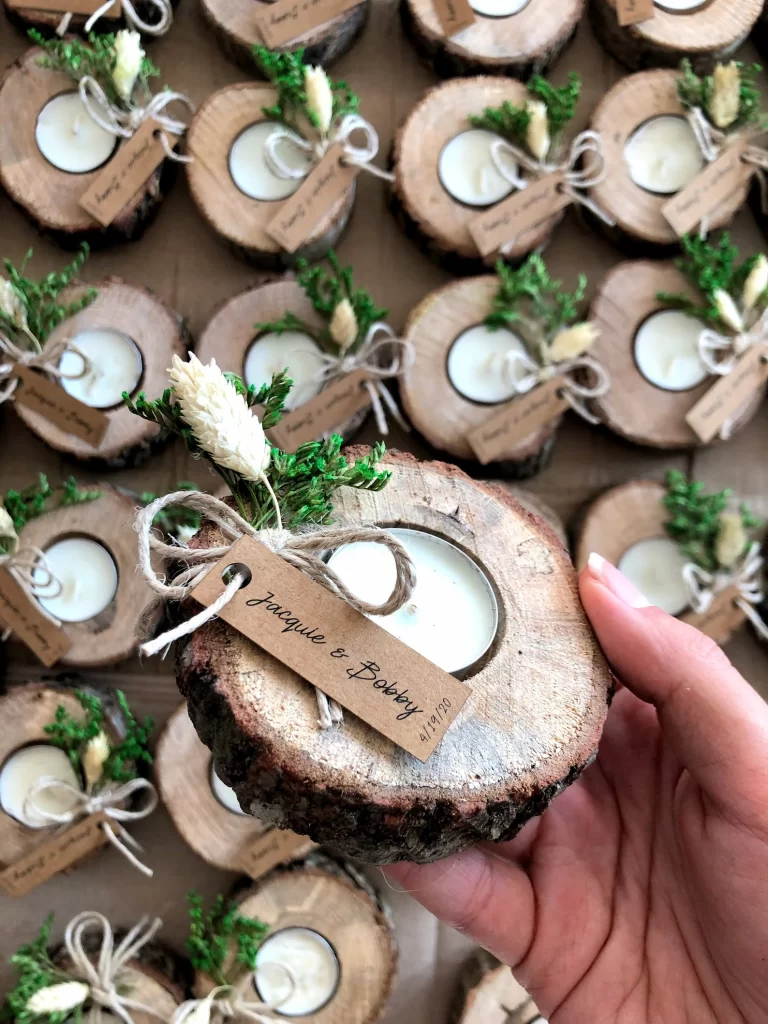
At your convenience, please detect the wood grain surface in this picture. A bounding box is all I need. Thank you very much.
[452,950,541,1024]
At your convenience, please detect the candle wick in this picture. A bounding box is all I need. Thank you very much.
[406,602,418,616]
[72,116,81,137]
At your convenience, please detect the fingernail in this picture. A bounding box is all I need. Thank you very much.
[587,552,651,609]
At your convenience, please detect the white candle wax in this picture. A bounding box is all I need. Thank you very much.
[447,324,534,404]
[618,537,690,615]
[326,528,499,675]
[438,129,518,207]
[34,537,119,623]
[624,116,704,195]
[469,0,530,15]
[654,0,708,10]
[229,121,311,202]
[255,928,340,1017]
[634,309,709,391]
[58,328,143,409]
[36,92,116,175]
[0,744,81,828]
[210,762,248,816]
[244,331,325,412]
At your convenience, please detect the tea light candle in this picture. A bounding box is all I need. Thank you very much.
[229,121,311,202]
[468,0,531,15]
[326,528,499,674]
[624,116,704,195]
[0,743,81,828]
[255,928,340,1017]
[210,762,247,816]
[618,537,690,615]
[634,309,709,391]
[244,331,325,412]
[438,129,518,207]
[33,537,119,623]
[35,92,116,175]
[447,324,534,404]
[58,328,143,409]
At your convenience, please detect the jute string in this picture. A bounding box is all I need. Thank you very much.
[57,0,172,36]
[135,491,417,730]
[0,538,64,642]
[263,113,394,183]
[171,972,298,1024]
[683,541,768,640]
[696,307,768,441]
[0,332,91,405]
[499,347,610,425]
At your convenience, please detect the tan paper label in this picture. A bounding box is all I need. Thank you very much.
[0,813,109,897]
[268,370,372,453]
[662,140,754,237]
[13,365,108,446]
[682,586,746,641]
[192,536,471,761]
[432,0,476,37]
[0,567,72,668]
[266,145,359,254]
[469,173,569,258]
[467,376,568,466]
[616,0,654,26]
[80,120,176,228]
[256,0,363,48]
[239,830,316,880]
[6,0,119,13]
[685,345,768,444]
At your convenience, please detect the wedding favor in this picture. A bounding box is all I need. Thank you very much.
[400,0,584,80]
[453,951,545,1024]
[490,482,567,546]
[0,32,192,247]
[589,236,768,448]
[401,256,609,476]
[576,471,767,645]
[3,0,177,44]
[590,0,761,73]
[0,683,158,894]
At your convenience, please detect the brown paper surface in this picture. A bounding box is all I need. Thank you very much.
[0,568,72,667]
[192,535,470,761]
[469,173,569,258]
[682,586,747,641]
[256,0,364,48]
[432,0,476,37]
[662,140,754,238]
[238,829,316,880]
[268,370,372,452]
[616,0,654,26]
[467,376,569,466]
[685,346,768,444]
[0,813,109,897]
[80,121,177,228]
[5,0,119,12]
[13,365,108,447]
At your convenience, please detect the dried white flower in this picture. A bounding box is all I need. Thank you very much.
[179,993,218,1024]
[112,30,144,103]
[83,731,110,791]
[329,298,358,351]
[708,62,741,130]
[525,100,550,162]
[175,523,200,545]
[169,354,271,483]
[26,983,90,1015]
[714,289,744,334]
[0,277,27,329]
[305,65,334,136]
[715,512,747,568]
[0,506,18,550]
[547,322,600,363]
[742,254,768,312]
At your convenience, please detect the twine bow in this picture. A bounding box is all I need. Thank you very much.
[500,348,610,425]
[698,308,768,376]
[24,776,159,876]
[57,0,172,36]
[682,542,768,640]
[263,113,394,184]
[0,332,91,405]
[135,491,416,729]
[0,541,64,642]
[172,972,297,1024]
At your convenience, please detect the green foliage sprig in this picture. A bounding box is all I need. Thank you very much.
[186,893,269,987]
[254,47,359,132]
[1,915,73,1024]
[1,476,100,556]
[470,73,582,155]
[677,58,765,132]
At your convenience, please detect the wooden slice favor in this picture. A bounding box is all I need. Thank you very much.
[590,260,763,448]
[451,950,543,1024]
[176,450,611,864]
[401,0,583,80]
[590,0,761,74]
[2,0,181,41]
[14,277,188,470]
[0,48,177,249]
[16,485,164,668]
[488,483,567,547]
[391,78,560,275]
[186,82,355,270]
[401,277,560,477]
[587,70,746,252]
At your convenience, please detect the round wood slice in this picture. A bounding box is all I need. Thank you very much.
[400,0,583,79]
[587,70,746,252]
[17,485,165,667]
[56,950,185,1024]
[202,0,370,75]
[590,0,761,73]
[0,48,177,250]
[400,277,559,477]
[14,277,189,470]
[390,78,560,275]
[487,483,567,547]
[590,260,763,448]
[176,450,611,864]
[451,950,543,1024]
[2,0,182,39]
[186,83,355,270]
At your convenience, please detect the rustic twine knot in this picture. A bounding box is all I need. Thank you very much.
[134,491,417,730]
[687,107,768,225]
[683,541,768,640]
[263,114,395,183]
[172,972,297,1024]
[698,308,768,376]
[24,776,159,877]
[499,347,610,426]
[57,0,172,36]
[0,332,91,405]
[0,540,64,642]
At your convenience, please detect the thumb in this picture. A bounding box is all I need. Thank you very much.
[580,553,768,828]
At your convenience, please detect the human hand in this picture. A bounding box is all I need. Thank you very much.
[385,553,768,1023]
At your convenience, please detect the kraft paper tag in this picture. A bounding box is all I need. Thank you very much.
[0,567,72,667]
[267,145,359,254]
[13,365,108,447]
[432,0,476,37]
[616,0,654,26]
[239,829,316,880]
[80,120,177,228]
[682,586,746,641]
[685,345,768,444]
[191,535,471,762]
[467,376,568,466]
[256,0,363,48]
[0,813,109,897]
[268,370,372,453]
[469,173,570,258]
[6,0,119,13]
[662,140,754,237]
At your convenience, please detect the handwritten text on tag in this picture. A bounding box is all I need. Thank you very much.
[0,813,109,897]
[239,830,316,880]
[467,375,568,465]
[6,0,119,14]
[13,365,108,446]
[0,568,72,667]
[256,0,363,48]
[662,140,754,238]
[685,345,768,444]
[268,371,372,453]
[469,173,569,258]
[432,0,476,37]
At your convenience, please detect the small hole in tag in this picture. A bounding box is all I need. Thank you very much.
[222,563,252,589]
[152,129,163,141]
